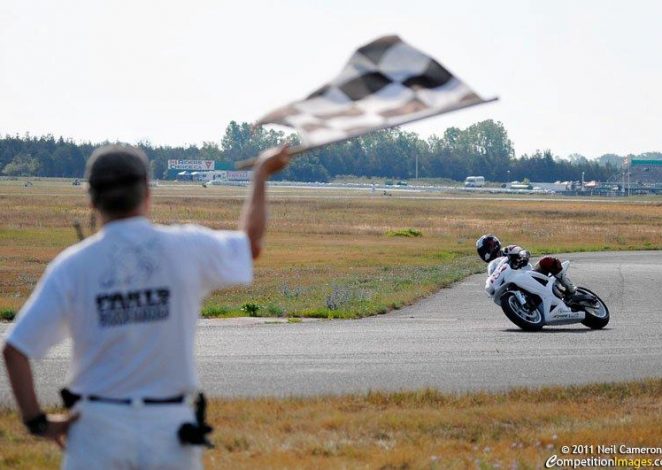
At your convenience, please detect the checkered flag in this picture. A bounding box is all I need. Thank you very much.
[257,35,495,152]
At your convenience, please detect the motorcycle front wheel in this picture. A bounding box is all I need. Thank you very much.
[500,291,544,331]
[577,287,610,329]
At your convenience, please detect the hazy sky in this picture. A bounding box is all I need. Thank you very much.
[1,0,661,158]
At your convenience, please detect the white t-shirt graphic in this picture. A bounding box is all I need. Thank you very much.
[6,217,252,399]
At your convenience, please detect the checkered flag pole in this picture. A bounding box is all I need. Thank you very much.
[236,35,496,169]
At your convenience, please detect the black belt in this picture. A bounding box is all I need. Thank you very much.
[61,388,184,409]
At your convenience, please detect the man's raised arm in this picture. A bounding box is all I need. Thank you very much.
[239,146,290,259]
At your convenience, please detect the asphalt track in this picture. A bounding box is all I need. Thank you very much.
[1,251,660,406]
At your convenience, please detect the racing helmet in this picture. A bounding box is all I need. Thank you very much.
[503,245,531,269]
[476,235,502,263]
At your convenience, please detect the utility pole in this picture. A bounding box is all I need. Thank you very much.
[623,156,630,197]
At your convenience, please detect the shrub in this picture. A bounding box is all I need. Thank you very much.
[241,303,261,317]
[326,285,372,310]
[281,283,304,299]
[0,309,16,321]
[266,304,285,317]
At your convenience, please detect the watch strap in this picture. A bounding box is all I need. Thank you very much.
[24,413,48,436]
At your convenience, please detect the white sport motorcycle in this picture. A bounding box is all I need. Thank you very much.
[485,256,609,331]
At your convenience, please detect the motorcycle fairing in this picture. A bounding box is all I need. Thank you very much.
[488,261,585,326]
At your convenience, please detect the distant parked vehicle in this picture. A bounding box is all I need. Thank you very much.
[464,176,485,187]
[509,181,533,190]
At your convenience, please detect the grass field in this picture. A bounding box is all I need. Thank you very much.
[1,179,662,319]
[0,379,660,469]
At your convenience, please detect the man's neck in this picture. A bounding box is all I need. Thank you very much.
[99,209,146,227]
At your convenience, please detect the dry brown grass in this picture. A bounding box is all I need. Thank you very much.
[0,379,660,469]
[1,181,661,468]
[1,180,662,317]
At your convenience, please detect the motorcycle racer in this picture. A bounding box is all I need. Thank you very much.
[476,234,586,302]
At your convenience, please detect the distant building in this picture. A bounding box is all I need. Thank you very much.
[610,157,662,194]
[626,158,662,185]
[167,160,252,182]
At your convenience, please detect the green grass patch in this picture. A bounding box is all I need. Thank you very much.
[0,309,16,322]
[386,228,423,237]
[0,228,77,247]
[201,305,241,318]
[281,256,483,319]
[201,303,288,319]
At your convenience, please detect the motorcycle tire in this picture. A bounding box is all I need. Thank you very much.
[500,291,544,331]
[577,287,610,329]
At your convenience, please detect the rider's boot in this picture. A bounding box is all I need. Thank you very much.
[556,274,592,303]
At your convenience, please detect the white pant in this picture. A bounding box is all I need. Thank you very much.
[63,401,203,470]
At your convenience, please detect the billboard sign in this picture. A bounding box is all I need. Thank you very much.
[167,160,215,171]
[631,159,662,166]
[227,171,251,181]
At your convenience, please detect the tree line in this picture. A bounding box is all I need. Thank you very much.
[0,120,642,183]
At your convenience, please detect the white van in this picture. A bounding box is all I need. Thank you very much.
[464,176,485,187]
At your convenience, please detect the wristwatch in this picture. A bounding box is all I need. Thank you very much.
[24,413,48,436]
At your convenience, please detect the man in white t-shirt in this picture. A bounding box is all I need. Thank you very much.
[2,143,290,469]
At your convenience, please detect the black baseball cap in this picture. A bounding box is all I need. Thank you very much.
[85,144,150,192]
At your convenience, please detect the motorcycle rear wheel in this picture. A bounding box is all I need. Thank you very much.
[501,291,544,331]
[577,287,610,329]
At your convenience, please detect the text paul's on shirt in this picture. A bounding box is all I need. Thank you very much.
[96,288,170,327]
